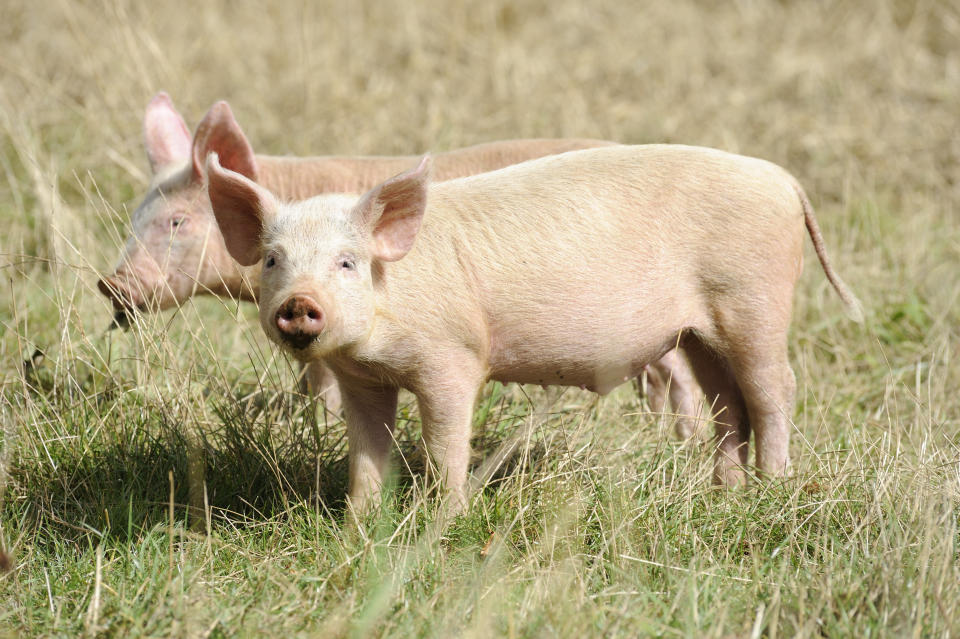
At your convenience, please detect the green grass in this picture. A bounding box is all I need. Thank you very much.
[2,0,959,636]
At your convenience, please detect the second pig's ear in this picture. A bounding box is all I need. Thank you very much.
[355,155,431,262]
[143,92,192,173]
[192,101,258,182]
[206,152,276,267]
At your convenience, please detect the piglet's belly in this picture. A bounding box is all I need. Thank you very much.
[487,342,672,394]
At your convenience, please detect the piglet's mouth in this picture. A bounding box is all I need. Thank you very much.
[106,307,150,332]
[110,309,132,331]
[278,331,320,351]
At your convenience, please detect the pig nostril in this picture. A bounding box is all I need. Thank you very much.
[307,310,319,320]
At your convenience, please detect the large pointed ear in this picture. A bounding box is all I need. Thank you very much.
[192,101,258,182]
[354,155,431,262]
[206,152,276,267]
[143,92,191,173]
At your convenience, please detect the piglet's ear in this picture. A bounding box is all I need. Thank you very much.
[143,92,191,173]
[192,101,258,182]
[355,155,430,262]
[206,152,276,267]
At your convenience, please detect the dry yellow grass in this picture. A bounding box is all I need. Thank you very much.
[1,0,958,636]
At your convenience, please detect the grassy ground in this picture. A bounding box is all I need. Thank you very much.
[1,0,958,636]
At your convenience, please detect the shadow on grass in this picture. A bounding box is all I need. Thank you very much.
[4,377,551,546]
[4,381,351,545]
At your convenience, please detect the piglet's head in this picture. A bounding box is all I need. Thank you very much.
[98,93,259,313]
[207,152,431,360]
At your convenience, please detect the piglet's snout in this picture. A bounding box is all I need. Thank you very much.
[275,295,325,350]
[98,275,142,311]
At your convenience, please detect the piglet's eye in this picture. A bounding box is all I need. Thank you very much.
[171,217,186,228]
[265,256,276,268]
[338,257,356,271]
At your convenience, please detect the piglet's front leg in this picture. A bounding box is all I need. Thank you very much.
[341,383,399,515]
[413,352,487,514]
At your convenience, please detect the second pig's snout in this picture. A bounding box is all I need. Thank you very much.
[275,295,325,350]
[98,275,142,311]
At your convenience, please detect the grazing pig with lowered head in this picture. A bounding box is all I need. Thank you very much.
[207,145,862,512]
[98,93,701,427]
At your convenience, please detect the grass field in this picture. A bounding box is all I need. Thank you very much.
[1,0,958,636]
